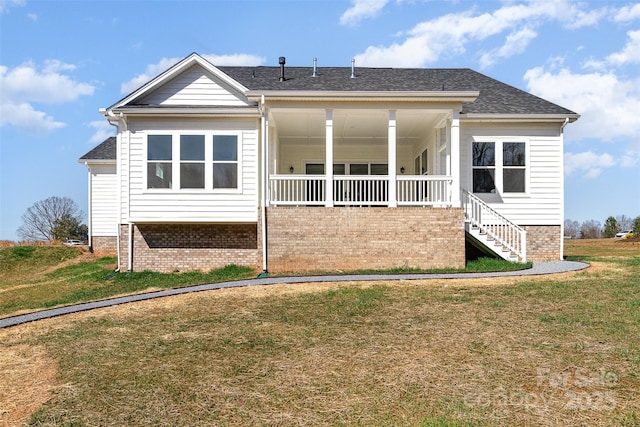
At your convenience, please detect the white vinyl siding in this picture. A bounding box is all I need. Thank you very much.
[461,123,564,225]
[124,118,258,222]
[90,164,118,236]
[138,65,249,106]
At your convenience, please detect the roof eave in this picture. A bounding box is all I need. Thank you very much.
[110,106,261,118]
[462,113,580,123]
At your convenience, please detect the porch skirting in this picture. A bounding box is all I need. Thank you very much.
[522,225,562,261]
[266,206,465,272]
[118,223,259,273]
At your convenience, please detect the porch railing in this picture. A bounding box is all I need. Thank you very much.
[269,174,453,207]
[462,189,527,262]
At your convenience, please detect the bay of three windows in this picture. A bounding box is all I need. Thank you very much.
[147,134,238,190]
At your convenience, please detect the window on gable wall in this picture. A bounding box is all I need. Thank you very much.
[472,141,526,194]
[147,135,173,189]
[146,133,239,190]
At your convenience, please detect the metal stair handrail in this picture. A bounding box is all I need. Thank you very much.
[461,189,527,262]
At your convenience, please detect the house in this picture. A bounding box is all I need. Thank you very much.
[79,53,579,273]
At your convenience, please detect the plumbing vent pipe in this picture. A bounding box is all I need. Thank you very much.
[312,57,318,77]
[351,58,356,78]
[279,56,286,81]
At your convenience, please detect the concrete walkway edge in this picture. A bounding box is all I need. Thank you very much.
[0,260,589,329]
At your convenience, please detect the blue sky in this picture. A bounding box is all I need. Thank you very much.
[1,0,639,241]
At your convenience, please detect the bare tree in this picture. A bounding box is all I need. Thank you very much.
[580,220,602,239]
[17,196,85,241]
[564,219,580,238]
[616,214,633,231]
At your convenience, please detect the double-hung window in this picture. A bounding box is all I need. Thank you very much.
[212,135,238,189]
[147,135,173,189]
[146,133,240,191]
[472,141,526,194]
[180,135,205,189]
[472,142,496,193]
[502,142,526,193]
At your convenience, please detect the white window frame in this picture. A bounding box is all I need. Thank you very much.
[471,139,529,197]
[144,131,243,193]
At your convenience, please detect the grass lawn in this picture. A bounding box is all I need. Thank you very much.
[0,239,638,426]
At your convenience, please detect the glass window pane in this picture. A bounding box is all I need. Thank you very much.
[333,164,346,175]
[504,169,525,192]
[473,142,495,166]
[180,135,204,160]
[213,135,237,161]
[504,143,525,166]
[180,163,205,189]
[421,149,428,174]
[147,162,172,188]
[148,135,172,160]
[213,164,237,188]
[414,156,420,175]
[473,169,495,193]
[305,163,324,175]
[350,164,368,175]
[371,164,388,175]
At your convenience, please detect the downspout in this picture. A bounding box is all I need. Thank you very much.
[260,94,268,274]
[105,111,122,270]
[559,117,569,260]
[128,222,133,272]
[84,161,92,251]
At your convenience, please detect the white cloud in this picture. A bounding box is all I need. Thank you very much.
[606,30,640,65]
[353,0,608,67]
[0,0,25,13]
[340,0,389,26]
[479,26,537,69]
[523,66,640,143]
[88,120,115,145]
[0,102,65,134]
[27,12,36,21]
[613,3,640,22]
[0,61,95,134]
[565,151,615,179]
[120,53,265,95]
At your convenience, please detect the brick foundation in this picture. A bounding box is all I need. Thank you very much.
[119,223,259,272]
[523,225,562,261]
[91,236,117,252]
[265,207,465,272]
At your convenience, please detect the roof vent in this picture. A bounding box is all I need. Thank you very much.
[351,58,356,78]
[312,57,318,77]
[279,56,286,82]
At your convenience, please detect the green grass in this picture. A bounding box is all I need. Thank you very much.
[0,246,530,319]
[1,240,638,425]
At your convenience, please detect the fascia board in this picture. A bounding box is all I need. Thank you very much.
[104,53,250,113]
[111,106,260,117]
[462,113,581,123]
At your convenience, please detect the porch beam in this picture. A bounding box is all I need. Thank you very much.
[325,109,334,207]
[450,111,461,207]
[388,110,397,207]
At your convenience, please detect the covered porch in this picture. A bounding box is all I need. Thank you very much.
[255,95,471,209]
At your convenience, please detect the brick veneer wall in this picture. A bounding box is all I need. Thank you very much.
[266,207,465,272]
[118,223,259,272]
[91,236,117,252]
[522,225,562,261]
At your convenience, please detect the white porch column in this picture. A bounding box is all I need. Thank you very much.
[325,109,334,207]
[450,111,461,207]
[388,110,397,207]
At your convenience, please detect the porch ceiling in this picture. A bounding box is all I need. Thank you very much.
[271,108,447,147]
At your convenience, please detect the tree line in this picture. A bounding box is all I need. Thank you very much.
[17,196,87,243]
[565,215,640,239]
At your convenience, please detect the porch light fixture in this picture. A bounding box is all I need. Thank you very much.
[400,166,405,174]
[289,165,294,174]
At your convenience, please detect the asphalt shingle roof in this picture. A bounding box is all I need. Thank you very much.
[79,136,116,160]
[218,66,577,115]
